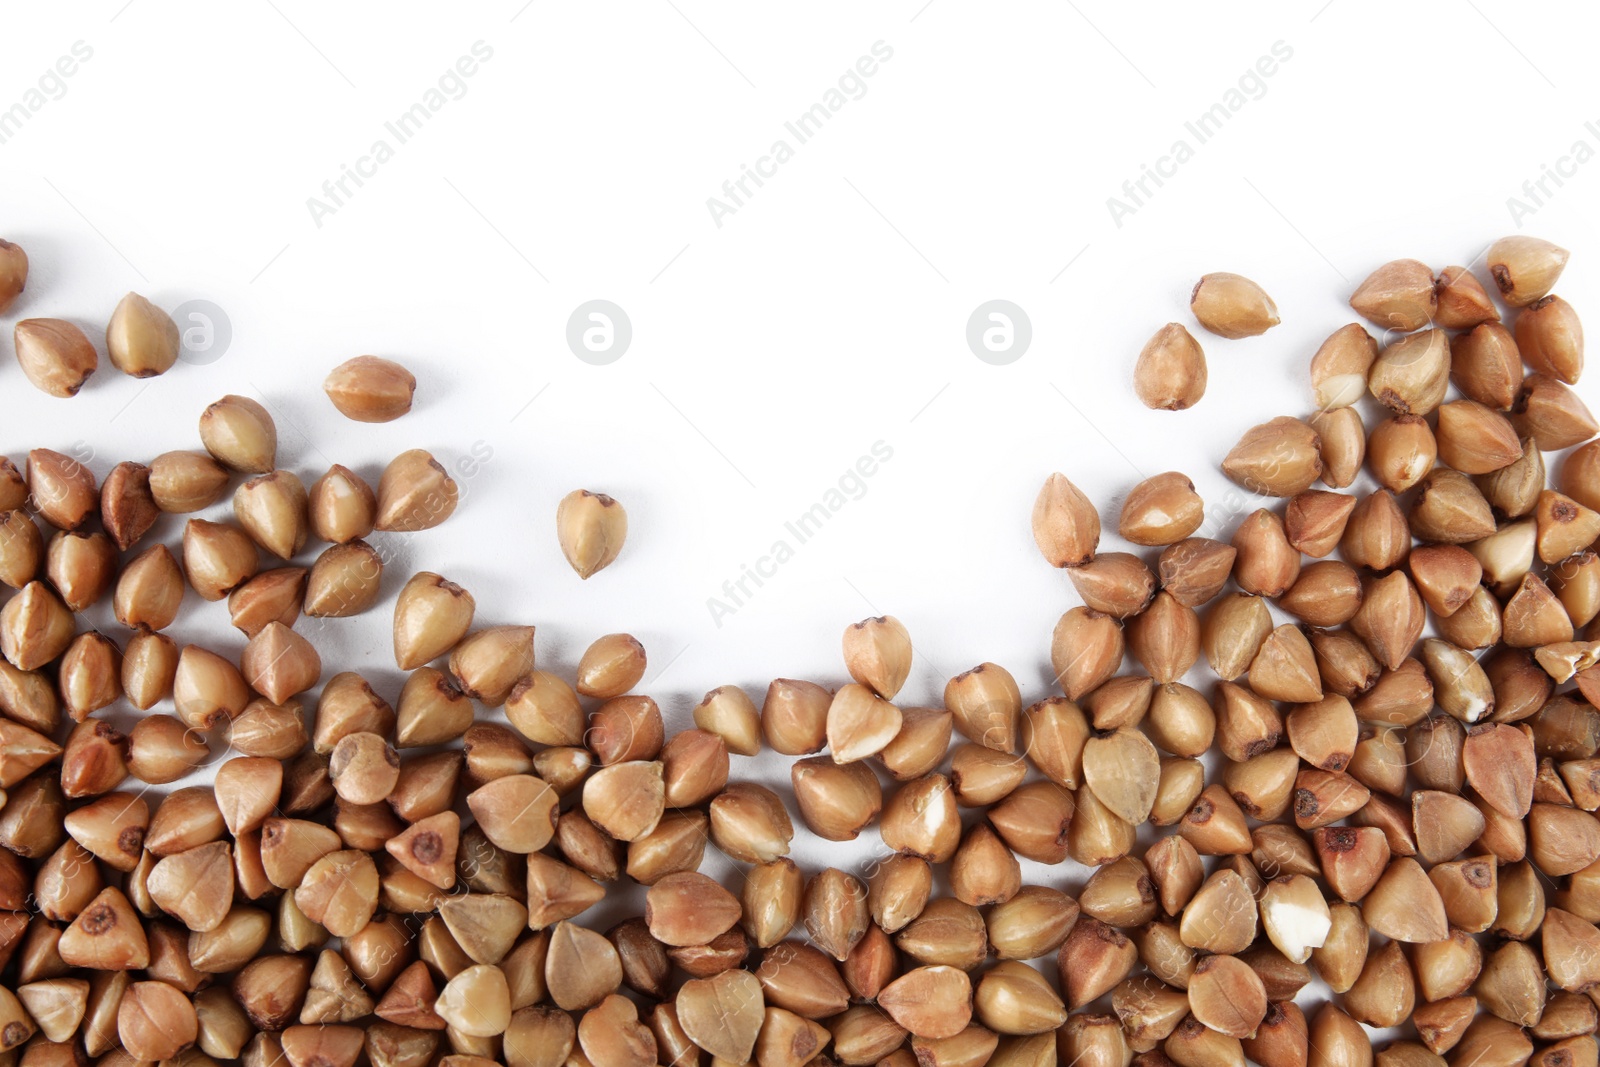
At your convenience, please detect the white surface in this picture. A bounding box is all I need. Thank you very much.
[3,0,1599,1021]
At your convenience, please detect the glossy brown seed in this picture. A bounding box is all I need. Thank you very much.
[329,731,400,805]
[1370,328,1450,415]
[1051,608,1124,700]
[791,756,881,840]
[972,961,1067,1036]
[879,966,973,1040]
[946,662,1021,753]
[300,949,375,1025]
[567,634,644,702]
[1473,939,1546,1029]
[58,632,122,722]
[986,885,1079,961]
[1127,591,1200,684]
[1080,727,1159,825]
[643,871,741,949]
[434,964,510,1037]
[1304,1005,1373,1067]
[1231,510,1299,597]
[241,621,321,706]
[0,580,74,671]
[741,858,804,948]
[755,941,851,1022]
[1158,538,1235,608]
[1120,472,1204,546]
[1032,472,1100,567]
[1191,272,1279,338]
[1517,293,1584,383]
[555,488,627,578]
[525,852,604,929]
[1350,258,1435,331]
[295,850,378,938]
[842,615,913,700]
[1451,321,1524,409]
[325,355,417,421]
[675,968,765,1062]
[230,470,307,560]
[1363,415,1432,494]
[224,569,304,639]
[658,728,729,810]
[710,782,794,864]
[1202,593,1271,683]
[1343,938,1417,1030]
[118,980,198,1061]
[305,540,383,617]
[1135,323,1207,410]
[1067,553,1154,621]
[949,822,1021,907]
[449,625,535,707]
[1358,856,1449,944]
[1187,953,1268,1038]
[950,742,1026,807]
[1178,870,1256,954]
[1279,561,1363,627]
[755,1006,834,1067]
[990,780,1076,863]
[880,774,960,862]
[126,713,205,782]
[0,240,26,314]
[390,572,473,671]
[892,899,986,976]
[1285,490,1356,559]
[1223,417,1322,496]
[1082,674,1152,733]
[198,394,277,474]
[802,867,869,961]
[1434,264,1498,328]
[110,545,180,631]
[1179,783,1254,857]
[1251,626,1322,704]
[17,977,90,1045]
[1514,373,1599,451]
[1056,918,1137,1010]
[1208,684,1280,768]
[298,473,373,558]
[870,710,940,783]
[15,319,97,397]
[1486,234,1568,307]
[0,508,41,592]
[822,681,900,764]
[372,449,458,532]
[172,644,250,730]
[1314,406,1367,489]
[27,450,97,533]
[93,463,157,556]
[1220,748,1296,823]
[183,519,259,601]
[762,678,832,755]
[1310,323,1379,409]
[1538,490,1600,565]
[466,774,558,854]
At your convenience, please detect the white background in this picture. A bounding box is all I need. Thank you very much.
[3,0,1599,1018]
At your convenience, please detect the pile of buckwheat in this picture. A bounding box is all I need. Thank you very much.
[0,231,1594,1067]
